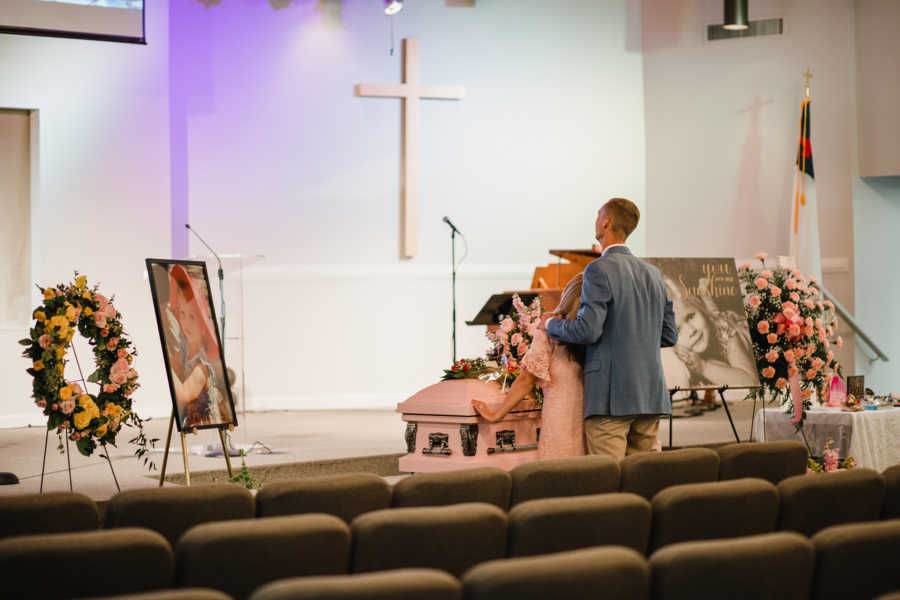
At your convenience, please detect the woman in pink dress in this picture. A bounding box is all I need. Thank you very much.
[472,274,586,459]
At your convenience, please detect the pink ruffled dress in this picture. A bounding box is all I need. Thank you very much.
[521,329,586,459]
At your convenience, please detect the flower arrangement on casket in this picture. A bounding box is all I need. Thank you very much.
[739,254,842,428]
[442,294,544,403]
[19,273,156,467]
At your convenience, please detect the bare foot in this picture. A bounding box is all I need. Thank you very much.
[472,399,501,423]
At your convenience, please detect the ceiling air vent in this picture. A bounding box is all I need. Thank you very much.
[707,18,783,41]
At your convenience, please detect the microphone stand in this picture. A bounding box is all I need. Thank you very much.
[185,224,225,343]
[443,217,461,363]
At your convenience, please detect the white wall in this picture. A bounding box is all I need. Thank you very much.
[853,176,900,392]
[641,0,859,371]
[168,0,648,411]
[0,4,171,426]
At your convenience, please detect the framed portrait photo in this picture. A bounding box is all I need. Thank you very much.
[643,257,761,392]
[146,259,237,432]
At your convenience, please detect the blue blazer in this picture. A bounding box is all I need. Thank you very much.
[547,246,677,418]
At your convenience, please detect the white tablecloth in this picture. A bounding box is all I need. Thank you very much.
[752,406,900,472]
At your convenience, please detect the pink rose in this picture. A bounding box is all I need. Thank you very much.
[823,339,830,349]
[94,312,107,328]
[836,336,843,348]
[100,328,109,337]
[804,299,815,309]
[102,304,116,319]
[500,318,515,333]
[740,262,751,270]
[783,307,797,320]
[760,270,773,279]
[783,349,795,362]
[810,277,818,285]
[59,399,75,414]
[826,351,834,362]
[788,324,801,337]
[790,292,800,303]
[106,337,119,351]
[804,326,815,337]
[788,366,799,377]
[72,383,82,395]
[776,323,786,335]
[774,314,785,324]
[775,377,788,389]
[517,344,528,356]
[785,279,797,290]
[824,300,835,310]
[806,369,817,379]
[757,321,770,334]
[103,384,119,394]
[815,318,823,328]
[38,334,51,350]
[761,366,776,379]
[127,368,138,380]
[826,326,833,336]
[770,286,782,297]
[118,348,127,359]
[510,333,523,346]
[754,278,768,290]
[767,333,778,344]
[765,350,779,363]
[36,399,47,408]
[112,358,130,373]
[755,252,768,260]
[807,343,817,355]
[748,296,761,308]
[801,389,813,399]
[110,372,127,385]
[810,287,819,296]
[813,357,824,370]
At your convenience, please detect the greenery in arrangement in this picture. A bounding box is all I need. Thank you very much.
[739,254,842,428]
[19,273,157,468]
[441,357,497,381]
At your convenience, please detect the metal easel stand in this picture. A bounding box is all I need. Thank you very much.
[158,410,234,487]
[667,385,758,449]
[39,343,121,494]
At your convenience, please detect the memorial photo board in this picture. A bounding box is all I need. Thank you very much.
[643,257,760,391]
[146,259,236,431]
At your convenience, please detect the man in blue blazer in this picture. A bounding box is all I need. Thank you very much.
[544,198,677,459]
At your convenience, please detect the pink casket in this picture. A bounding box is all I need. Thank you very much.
[398,379,542,473]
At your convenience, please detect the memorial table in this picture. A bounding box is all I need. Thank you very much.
[753,406,900,471]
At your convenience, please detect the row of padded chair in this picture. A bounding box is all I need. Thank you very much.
[3,442,900,547]
[4,519,900,600]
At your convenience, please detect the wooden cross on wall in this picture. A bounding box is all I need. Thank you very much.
[355,38,464,258]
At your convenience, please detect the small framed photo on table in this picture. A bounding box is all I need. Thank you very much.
[146,259,236,432]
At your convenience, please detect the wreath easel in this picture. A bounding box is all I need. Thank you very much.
[20,274,155,493]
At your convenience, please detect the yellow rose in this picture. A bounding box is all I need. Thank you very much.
[65,330,74,342]
[74,410,91,430]
[43,288,55,300]
[57,363,65,373]
[74,396,100,430]
[55,346,66,360]
[75,275,87,289]
[34,311,46,322]
[65,306,76,322]
[50,315,67,330]
[94,424,107,437]
[106,403,124,419]
[83,306,93,317]
[59,386,73,401]
[82,291,92,300]
[33,360,44,371]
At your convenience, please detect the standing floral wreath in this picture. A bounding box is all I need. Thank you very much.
[738,253,842,428]
[19,273,155,467]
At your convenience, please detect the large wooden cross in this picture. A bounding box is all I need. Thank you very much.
[355,38,464,258]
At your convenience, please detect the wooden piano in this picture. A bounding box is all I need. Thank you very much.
[467,248,601,326]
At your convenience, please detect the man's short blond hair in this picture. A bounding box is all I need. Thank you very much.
[603,197,640,238]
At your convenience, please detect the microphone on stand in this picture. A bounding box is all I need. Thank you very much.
[442,216,460,234]
[185,224,225,342]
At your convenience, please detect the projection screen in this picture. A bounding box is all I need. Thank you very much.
[0,0,145,44]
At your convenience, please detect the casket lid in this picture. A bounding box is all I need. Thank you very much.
[398,379,538,417]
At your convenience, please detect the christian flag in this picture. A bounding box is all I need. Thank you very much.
[790,97,822,283]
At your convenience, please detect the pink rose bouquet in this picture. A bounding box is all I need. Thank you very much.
[739,255,842,428]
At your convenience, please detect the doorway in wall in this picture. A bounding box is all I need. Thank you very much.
[0,109,31,329]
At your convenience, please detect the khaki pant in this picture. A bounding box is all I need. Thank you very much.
[583,415,660,460]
